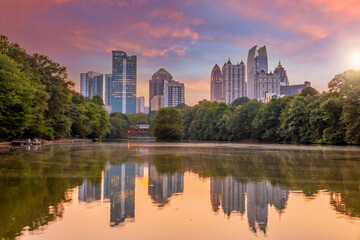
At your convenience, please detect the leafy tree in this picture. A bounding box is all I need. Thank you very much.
[0,53,36,140]
[231,97,250,107]
[152,108,183,141]
[300,87,319,97]
[107,113,130,139]
[339,71,360,144]
[189,101,231,140]
[127,113,148,126]
[83,95,109,139]
[228,99,263,140]
[252,97,290,141]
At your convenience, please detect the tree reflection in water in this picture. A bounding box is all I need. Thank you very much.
[0,143,359,239]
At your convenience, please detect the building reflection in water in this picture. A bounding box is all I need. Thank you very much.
[78,179,102,203]
[210,177,289,234]
[79,162,147,227]
[148,163,184,207]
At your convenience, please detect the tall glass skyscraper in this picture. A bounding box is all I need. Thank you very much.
[247,45,268,99]
[80,71,104,100]
[105,74,112,106]
[112,51,137,114]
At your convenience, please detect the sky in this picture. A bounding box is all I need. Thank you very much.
[1,0,360,106]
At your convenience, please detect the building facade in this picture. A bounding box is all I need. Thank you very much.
[247,45,268,99]
[80,71,104,100]
[274,61,289,86]
[149,68,173,111]
[210,64,223,101]
[254,70,280,99]
[149,68,185,111]
[280,81,311,96]
[136,96,145,113]
[105,74,112,106]
[222,59,246,104]
[164,80,185,108]
[150,95,164,111]
[112,51,137,114]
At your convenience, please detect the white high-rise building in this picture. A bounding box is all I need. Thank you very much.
[222,59,246,104]
[254,70,280,99]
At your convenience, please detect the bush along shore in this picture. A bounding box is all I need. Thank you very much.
[1,35,360,145]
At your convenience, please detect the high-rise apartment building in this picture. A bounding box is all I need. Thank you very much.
[105,74,112,106]
[149,68,185,111]
[136,96,145,113]
[210,64,223,101]
[247,45,268,99]
[80,71,104,100]
[222,59,246,104]
[254,70,280,99]
[149,68,172,111]
[112,51,136,114]
[164,80,185,108]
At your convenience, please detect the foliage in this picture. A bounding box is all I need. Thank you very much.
[231,96,250,107]
[0,35,109,140]
[180,70,360,145]
[188,101,231,140]
[227,99,263,140]
[127,113,148,126]
[152,108,184,141]
[107,113,130,139]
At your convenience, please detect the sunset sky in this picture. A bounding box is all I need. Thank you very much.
[1,0,360,105]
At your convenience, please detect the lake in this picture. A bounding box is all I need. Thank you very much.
[0,142,359,240]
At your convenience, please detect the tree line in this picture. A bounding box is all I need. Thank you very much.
[0,35,109,140]
[153,70,360,145]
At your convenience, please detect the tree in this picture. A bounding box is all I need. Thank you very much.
[228,99,263,140]
[0,53,36,140]
[127,113,148,126]
[152,108,183,141]
[340,71,360,144]
[107,113,130,139]
[188,101,231,140]
[252,97,290,141]
[231,97,250,107]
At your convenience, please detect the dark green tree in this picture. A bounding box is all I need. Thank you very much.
[228,99,263,140]
[152,108,184,141]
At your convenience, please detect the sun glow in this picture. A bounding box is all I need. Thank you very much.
[351,52,360,69]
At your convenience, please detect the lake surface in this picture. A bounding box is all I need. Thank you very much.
[0,142,360,240]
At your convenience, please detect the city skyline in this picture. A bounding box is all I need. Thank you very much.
[2,0,360,106]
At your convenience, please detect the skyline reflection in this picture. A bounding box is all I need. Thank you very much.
[1,143,359,239]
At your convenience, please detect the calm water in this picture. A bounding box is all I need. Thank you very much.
[0,142,360,240]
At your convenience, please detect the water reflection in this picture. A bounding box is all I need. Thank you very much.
[211,178,289,233]
[148,164,184,207]
[0,142,359,240]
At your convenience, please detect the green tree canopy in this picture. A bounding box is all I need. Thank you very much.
[152,108,184,141]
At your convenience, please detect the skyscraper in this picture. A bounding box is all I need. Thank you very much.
[136,96,145,113]
[149,68,185,111]
[149,68,172,111]
[254,70,280,99]
[105,74,112,106]
[247,45,268,99]
[210,64,223,101]
[80,71,104,100]
[274,61,289,86]
[112,51,137,114]
[163,80,185,108]
[222,59,246,104]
